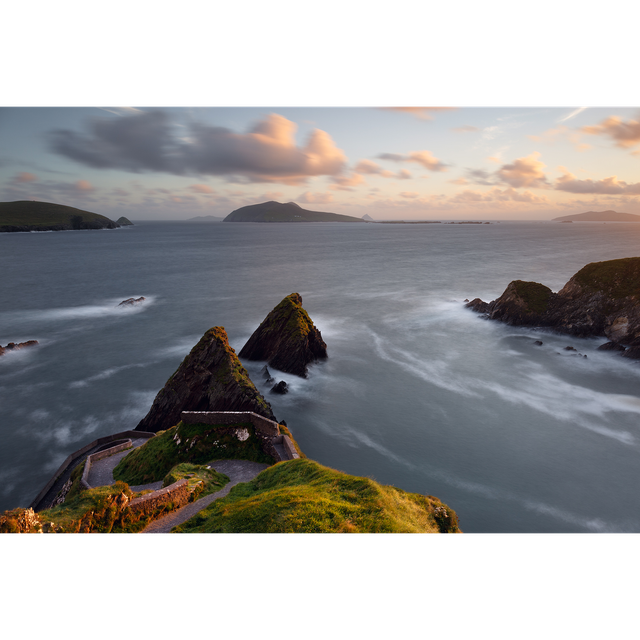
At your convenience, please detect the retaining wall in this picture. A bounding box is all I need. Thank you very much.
[80,439,134,490]
[30,430,155,511]
[180,411,299,462]
[128,479,192,516]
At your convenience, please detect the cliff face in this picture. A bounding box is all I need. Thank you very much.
[467,257,640,352]
[239,293,328,377]
[135,327,276,433]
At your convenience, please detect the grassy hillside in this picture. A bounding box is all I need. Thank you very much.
[0,201,118,231]
[572,257,640,299]
[174,458,460,533]
[114,420,275,485]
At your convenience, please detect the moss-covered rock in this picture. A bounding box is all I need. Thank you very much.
[466,257,640,347]
[135,326,276,433]
[239,293,327,377]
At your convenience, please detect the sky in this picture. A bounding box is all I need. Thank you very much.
[2,106,640,221]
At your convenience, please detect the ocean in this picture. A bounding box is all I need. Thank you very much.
[2,220,640,532]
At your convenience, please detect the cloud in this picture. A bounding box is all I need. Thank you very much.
[449,187,548,205]
[48,110,348,185]
[330,172,365,190]
[296,191,334,204]
[555,170,640,195]
[380,107,456,120]
[75,180,94,191]
[14,172,37,183]
[399,192,420,199]
[377,150,447,172]
[353,159,409,179]
[527,125,591,152]
[452,125,479,133]
[558,107,588,123]
[188,184,216,194]
[465,168,495,186]
[582,114,640,149]
[497,152,548,188]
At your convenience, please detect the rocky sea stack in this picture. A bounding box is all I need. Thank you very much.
[135,326,276,433]
[467,257,640,356]
[239,293,328,377]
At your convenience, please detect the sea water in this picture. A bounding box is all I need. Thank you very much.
[2,220,640,532]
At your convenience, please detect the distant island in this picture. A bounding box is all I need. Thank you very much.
[223,201,364,223]
[186,215,224,222]
[552,210,640,222]
[116,216,133,226]
[0,201,120,232]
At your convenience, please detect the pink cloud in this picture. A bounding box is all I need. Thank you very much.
[497,153,548,188]
[14,172,37,183]
[189,184,216,194]
[555,170,640,195]
[378,150,446,172]
[582,114,640,148]
[296,191,334,204]
[380,107,456,120]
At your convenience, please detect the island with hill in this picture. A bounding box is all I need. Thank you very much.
[0,201,120,232]
[552,210,640,222]
[223,201,365,223]
[116,216,134,226]
[186,215,225,222]
[1,293,460,533]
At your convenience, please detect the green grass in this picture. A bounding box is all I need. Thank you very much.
[512,280,553,314]
[173,458,460,533]
[162,462,229,498]
[113,421,274,485]
[573,257,640,299]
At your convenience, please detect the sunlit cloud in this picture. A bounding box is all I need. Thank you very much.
[14,172,37,183]
[399,192,420,198]
[296,191,334,204]
[452,125,479,133]
[330,172,366,190]
[188,184,216,194]
[555,169,640,195]
[379,107,456,120]
[558,107,588,123]
[582,114,640,149]
[378,150,447,172]
[75,180,94,191]
[353,159,410,179]
[49,110,348,185]
[497,152,548,189]
[528,125,591,152]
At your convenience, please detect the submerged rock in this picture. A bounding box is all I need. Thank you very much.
[239,293,327,378]
[466,257,640,354]
[135,326,276,433]
[261,365,275,384]
[597,341,626,352]
[0,340,38,357]
[118,296,145,306]
[271,380,289,394]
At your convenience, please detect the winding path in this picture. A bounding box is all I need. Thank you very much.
[87,450,269,533]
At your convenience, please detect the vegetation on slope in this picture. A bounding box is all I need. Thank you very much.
[0,201,119,231]
[223,201,364,223]
[115,421,274,485]
[512,280,553,314]
[572,257,640,299]
[174,458,460,533]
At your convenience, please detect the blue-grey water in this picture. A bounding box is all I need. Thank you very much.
[2,220,640,532]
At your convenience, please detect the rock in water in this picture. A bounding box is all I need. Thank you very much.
[118,297,145,306]
[466,257,640,348]
[0,340,38,357]
[271,380,289,394]
[135,326,276,433]
[239,293,327,378]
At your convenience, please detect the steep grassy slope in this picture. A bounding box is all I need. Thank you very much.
[174,458,461,533]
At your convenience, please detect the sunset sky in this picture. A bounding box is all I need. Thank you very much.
[2,106,639,222]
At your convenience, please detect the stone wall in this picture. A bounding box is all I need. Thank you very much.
[180,411,296,462]
[128,479,192,516]
[80,439,134,490]
[30,430,155,511]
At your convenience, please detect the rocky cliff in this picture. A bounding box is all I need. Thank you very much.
[135,326,276,433]
[239,293,328,377]
[467,257,640,356]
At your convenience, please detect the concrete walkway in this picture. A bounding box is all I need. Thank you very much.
[87,446,270,533]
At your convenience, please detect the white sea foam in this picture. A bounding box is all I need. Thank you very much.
[69,362,150,388]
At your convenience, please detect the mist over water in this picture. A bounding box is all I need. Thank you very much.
[3,220,640,531]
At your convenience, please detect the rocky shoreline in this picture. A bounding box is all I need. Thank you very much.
[466,257,640,358]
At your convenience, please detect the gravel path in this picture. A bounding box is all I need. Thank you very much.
[63,441,270,533]
[141,459,270,534]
